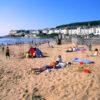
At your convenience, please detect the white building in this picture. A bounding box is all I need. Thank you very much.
[68,29,77,35]
[60,29,68,34]
[48,29,55,34]
[96,27,100,35]
[9,26,100,36]
[67,27,100,35]
[9,30,18,35]
[47,28,68,34]
[31,30,40,34]
[54,29,60,33]
[42,28,49,34]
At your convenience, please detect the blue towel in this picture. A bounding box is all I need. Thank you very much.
[72,58,94,64]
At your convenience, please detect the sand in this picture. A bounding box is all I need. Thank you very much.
[0,43,100,100]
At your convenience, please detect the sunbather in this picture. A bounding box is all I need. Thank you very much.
[31,61,57,73]
[66,47,73,52]
[32,61,72,74]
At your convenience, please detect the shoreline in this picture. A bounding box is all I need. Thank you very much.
[0,37,53,46]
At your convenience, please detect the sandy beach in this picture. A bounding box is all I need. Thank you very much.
[0,43,100,100]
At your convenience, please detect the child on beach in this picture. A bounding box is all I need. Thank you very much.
[56,55,63,64]
[5,47,10,59]
[87,48,100,57]
[91,48,100,56]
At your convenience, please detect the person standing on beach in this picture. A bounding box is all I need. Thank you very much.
[2,46,4,52]
[87,43,92,51]
[6,47,10,59]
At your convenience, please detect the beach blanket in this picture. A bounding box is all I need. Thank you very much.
[72,58,94,64]
[77,49,87,53]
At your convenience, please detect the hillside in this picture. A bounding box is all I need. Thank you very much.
[56,20,100,29]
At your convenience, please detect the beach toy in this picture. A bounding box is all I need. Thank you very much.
[80,62,84,65]
[83,69,91,74]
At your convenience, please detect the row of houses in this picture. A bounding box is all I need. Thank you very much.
[42,26,100,35]
[9,26,100,37]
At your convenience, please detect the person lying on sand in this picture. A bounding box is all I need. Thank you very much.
[66,47,73,52]
[66,47,78,52]
[31,61,72,74]
[31,61,57,73]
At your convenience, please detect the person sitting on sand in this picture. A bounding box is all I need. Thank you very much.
[6,46,10,59]
[91,48,100,56]
[28,47,36,58]
[56,55,63,64]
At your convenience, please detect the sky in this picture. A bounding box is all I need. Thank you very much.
[0,0,100,36]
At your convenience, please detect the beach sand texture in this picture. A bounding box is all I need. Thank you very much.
[0,43,100,100]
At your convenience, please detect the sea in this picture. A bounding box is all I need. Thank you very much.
[0,37,52,45]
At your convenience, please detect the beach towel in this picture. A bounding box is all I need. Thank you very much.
[72,58,94,64]
[77,49,87,53]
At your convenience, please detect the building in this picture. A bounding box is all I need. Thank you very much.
[31,30,40,34]
[9,30,18,35]
[42,28,49,34]
[60,28,68,34]
[9,26,100,37]
[96,26,100,35]
[48,29,55,34]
